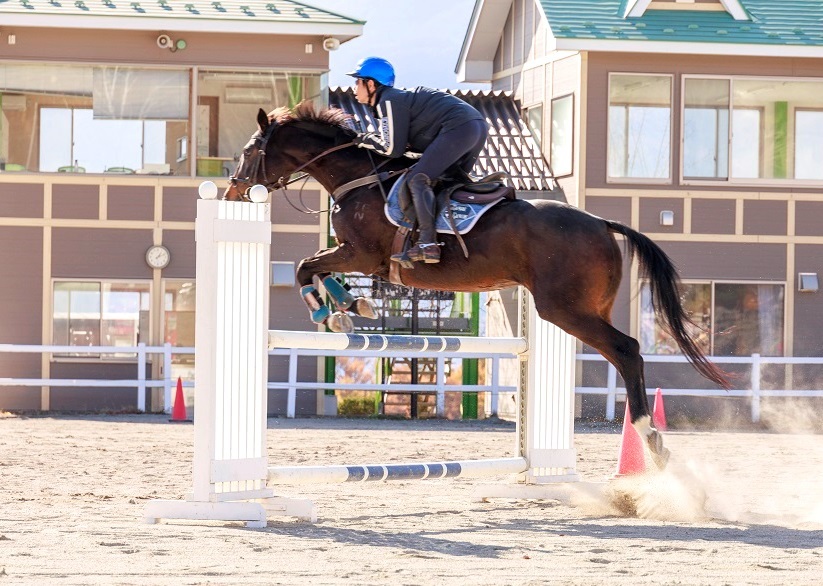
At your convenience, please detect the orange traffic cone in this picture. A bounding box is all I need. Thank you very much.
[653,387,667,431]
[169,377,191,423]
[615,402,645,476]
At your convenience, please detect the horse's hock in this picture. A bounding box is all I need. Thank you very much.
[144,195,579,527]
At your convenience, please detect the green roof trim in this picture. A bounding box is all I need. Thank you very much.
[539,1,823,47]
[0,0,364,24]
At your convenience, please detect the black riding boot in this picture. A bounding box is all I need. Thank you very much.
[393,173,440,264]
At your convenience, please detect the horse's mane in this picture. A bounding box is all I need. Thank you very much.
[268,101,354,133]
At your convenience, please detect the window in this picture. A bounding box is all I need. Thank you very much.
[683,76,823,183]
[640,281,785,357]
[163,281,196,383]
[0,63,189,175]
[683,78,729,179]
[608,74,672,180]
[550,94,573,177]
[53,281,151,358]
[525,105,543,146]
[196,70,325,177]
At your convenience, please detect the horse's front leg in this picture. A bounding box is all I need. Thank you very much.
[296,245,379,333]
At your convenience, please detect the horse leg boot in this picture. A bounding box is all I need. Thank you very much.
[402,173,440,264]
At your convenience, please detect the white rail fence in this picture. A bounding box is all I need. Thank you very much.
[3,344,823,422]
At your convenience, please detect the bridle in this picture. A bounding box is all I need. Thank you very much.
[227,117,406,212]
[228,118,355,199]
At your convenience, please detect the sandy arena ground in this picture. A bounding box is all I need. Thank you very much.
[1,414,822,585]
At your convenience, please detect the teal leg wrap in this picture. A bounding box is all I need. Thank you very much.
[301,285,330,324]
[322,276,354,310]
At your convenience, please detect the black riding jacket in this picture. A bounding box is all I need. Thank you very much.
[357,86,484,158]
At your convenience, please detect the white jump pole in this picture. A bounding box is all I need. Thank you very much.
[144,193,314,526]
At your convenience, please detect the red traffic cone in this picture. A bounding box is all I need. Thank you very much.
[653,387,667,431]
[615,402,645,476]
[169,377,191,423]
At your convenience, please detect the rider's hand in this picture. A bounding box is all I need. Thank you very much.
[353,133,369,147]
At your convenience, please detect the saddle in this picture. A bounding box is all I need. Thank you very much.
[389,172,515,281]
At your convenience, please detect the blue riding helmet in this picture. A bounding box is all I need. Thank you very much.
[346,57,395,87]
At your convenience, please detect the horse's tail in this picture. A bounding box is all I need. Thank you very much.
[605,220,731,390]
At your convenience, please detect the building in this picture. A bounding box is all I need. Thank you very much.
[0,0,361,412]
[457,0,823,420]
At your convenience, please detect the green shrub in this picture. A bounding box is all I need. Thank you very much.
[337,397,376,416]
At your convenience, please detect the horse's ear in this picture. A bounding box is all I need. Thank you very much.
[257,108,269,132]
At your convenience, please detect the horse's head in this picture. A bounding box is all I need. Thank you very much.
[224,103,358,201]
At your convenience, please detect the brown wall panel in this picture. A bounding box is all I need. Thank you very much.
[0,226,43,409]
[52,184,98,220]
[743,200,787,236]
[52,228,154,279]
[691,199,735,234]
[107,185,154,222]
[162,186,198,222]
[0,226,43,344]
[793,245,823,356]
[0,183,44,218]
[658,242,786,280]
[585,196,631,225]
[0,28,329,70]
[160,229,196,279]
[639,197,683,234]
[794,201,823,237]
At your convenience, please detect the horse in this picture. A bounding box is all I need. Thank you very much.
[224,102,730,469]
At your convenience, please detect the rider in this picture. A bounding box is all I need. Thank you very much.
[347,57,488,264]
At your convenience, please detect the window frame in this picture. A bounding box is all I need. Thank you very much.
[680,73,823,188]
[638,279,788,357]
[550,93,574,178]
[606,72,674,185]
[51,278,153,363]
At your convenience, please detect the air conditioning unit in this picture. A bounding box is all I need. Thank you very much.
[1,94,26,111]
[224,86,272,104]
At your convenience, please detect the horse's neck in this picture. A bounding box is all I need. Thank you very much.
[303,148,389,195]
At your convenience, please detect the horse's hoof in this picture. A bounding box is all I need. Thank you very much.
[646,429,670,470]
[354,297,379,320]
[327,312,354,333]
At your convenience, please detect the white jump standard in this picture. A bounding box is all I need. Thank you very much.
[144,191,578,527]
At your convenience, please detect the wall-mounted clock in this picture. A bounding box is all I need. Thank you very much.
[146,245,171,269]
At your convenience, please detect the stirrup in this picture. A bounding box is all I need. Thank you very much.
[390,250,415,269]
[406,242,440,264]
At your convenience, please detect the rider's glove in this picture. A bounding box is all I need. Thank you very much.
[353,133,369,147]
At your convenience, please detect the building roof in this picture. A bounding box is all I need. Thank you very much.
[0,0,363,36]
[458,0,823,82]
[329,87,558,193]
[541,0,823,48]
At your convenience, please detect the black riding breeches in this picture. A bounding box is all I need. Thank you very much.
[408,118,488,184]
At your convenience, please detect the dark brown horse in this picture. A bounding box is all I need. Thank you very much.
[225,102,730,468]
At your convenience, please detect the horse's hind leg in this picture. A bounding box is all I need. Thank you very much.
[543,308,669,470]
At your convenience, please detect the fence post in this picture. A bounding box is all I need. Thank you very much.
[606,363,617,421]
[751,353,761,423]
[164,342,173,414]
[137,343,146,412]
[287,348,298,418]
[490,355,500,417]
[436,356,445,416]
